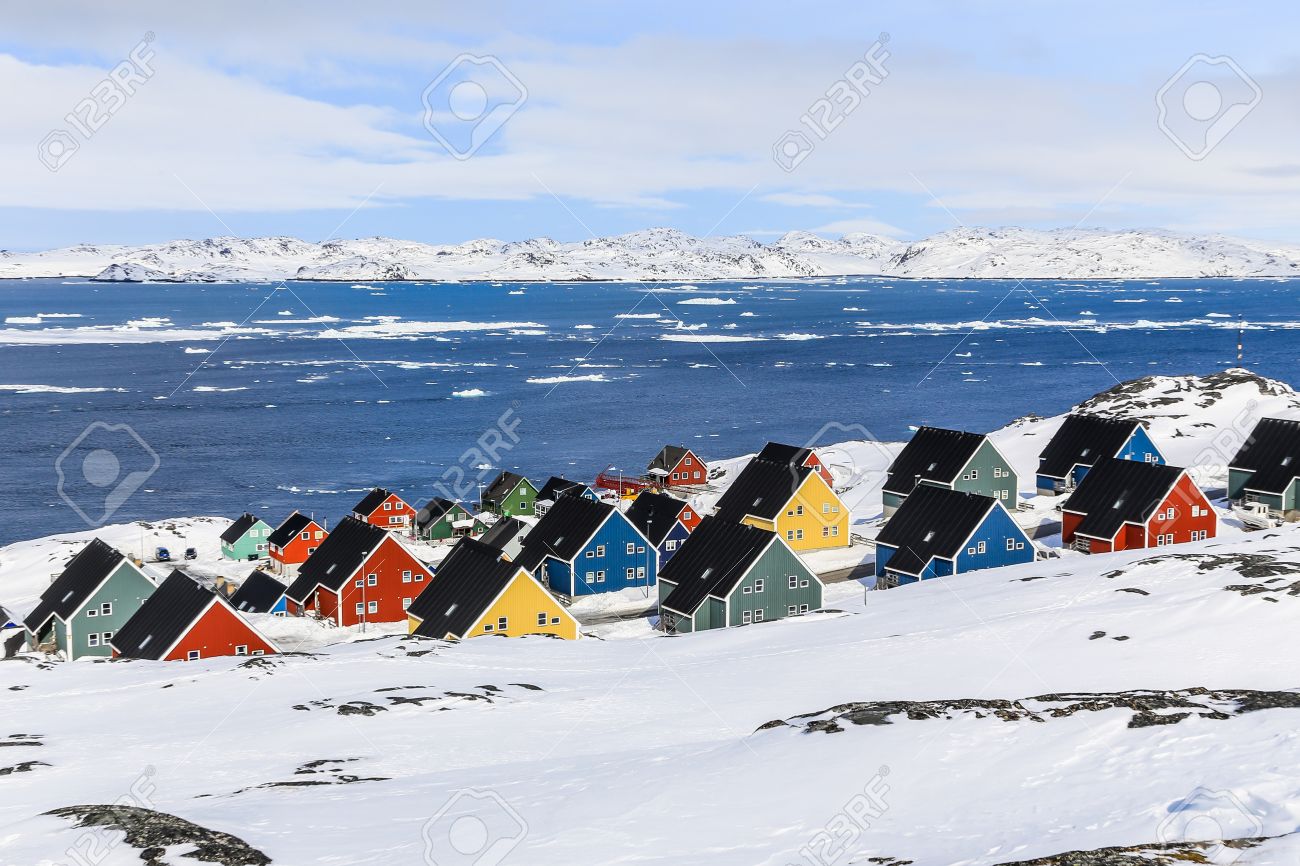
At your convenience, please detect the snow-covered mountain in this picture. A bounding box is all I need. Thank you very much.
[4,227,1300,283]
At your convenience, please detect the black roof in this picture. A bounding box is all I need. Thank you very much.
[757,442,814,467]
[220,512,263,544]
[267,512,316,548]
[284,517,390,602]
[228,570,288,614]
[535,476,590,503]
[883,427,987,495]
[659,517,775,615]
[352,487,394,516]
[1062,457,1185,540]
[408,538,522,638]
[482,471,528,503]
[1038,414,1144,480]
[624,491,688,546]
[876,485,1000,576]
[415,497,458,531]
[648,445,693,474]
[480,516,528,550]
[515,495,615,573]
[712,458,808,522]
[24,538,128,631]
[111,570,218,660]
[1231,417,1300,494]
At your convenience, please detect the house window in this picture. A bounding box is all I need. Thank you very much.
[256,544,268,552]
[694,471,701,479]
[1016,542,1025,550]
[977,541,987,554]
[537,612,548,626]
[252,649,264,656]
[637,566,646,579]
[389,516,402,525]
[308,547,317,555]
[519,501,528,510]
[498,616,508,630]
[355,603,365,614]
[666,539,678,551]
[786,530,794,540]
[831,525,839,536]
[970,469,979,480]
[102,631,113,642]
[672,473,679,480]
[596,545,606,557]
[585,571,595,583]
[88,633,100,647]
[754,609,765,622]
[415,573,424,582]
[743,586,752,594]
[355,579,364,588]
[795,529,804,540]
[788,575,798,589]
[235,645,248,656]
[484,623,494,632]
[367,574,378,586]
[626,568,635,581]
[801,579,809,588]
[800,604,809,613]
[968,546,976,555]
[383,502,392,510]
[1006,538,1016,551]
[100,602,112,616]
[682,510,691,519]
[796,505,804,516]
[823,502,830,513]
[188,650,200,661]
[316,531,325,539]
[550,616,560,624]
[402,598,412,610]
[87,608,98,618]
[597,570,606,582]
[368,601,378,614]
[742,610,752,624]
[637,546,645,554]
[585,550,595,558]
[788,605,798,616]
[823,526,830,537]
[301,531,311,541]
[627,543,636,555]
[402,571,412,583]
[753,579,764,593]
[684,456,692,466]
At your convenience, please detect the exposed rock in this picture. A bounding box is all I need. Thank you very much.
[45,805,271,866]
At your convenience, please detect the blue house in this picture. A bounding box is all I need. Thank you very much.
[624,490,693,566]
[875,486,1034,589]
[515,494,657,596]
[1036,414,1164,495]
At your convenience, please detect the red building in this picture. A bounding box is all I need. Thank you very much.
[758,442,835,487]
[647,446,707,488]
[111,570,279,661]
[267,511,328,575]
[351,487,416,532]
[1061,458,1217,554]
[284,516,432,627]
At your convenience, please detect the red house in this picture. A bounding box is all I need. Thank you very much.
[352,487,416,532]
[267,512,328,575]
[647,446,707,488]
[1061,458,1217,554]
[758,442,835,487]
[111,570,279,661]
[284,516,432,627]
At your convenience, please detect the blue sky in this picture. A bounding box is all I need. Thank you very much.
[4,1,1300,250]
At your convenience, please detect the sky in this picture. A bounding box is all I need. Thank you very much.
[3,0,1300,250]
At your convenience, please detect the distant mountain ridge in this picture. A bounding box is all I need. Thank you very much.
[3,227,1299,282]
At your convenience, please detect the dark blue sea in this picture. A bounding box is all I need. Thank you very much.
[1,276,1295,545]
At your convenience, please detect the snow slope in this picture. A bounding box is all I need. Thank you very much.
[5,227,1300,282]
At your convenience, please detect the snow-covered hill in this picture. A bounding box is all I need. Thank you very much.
[5,227,1300,282]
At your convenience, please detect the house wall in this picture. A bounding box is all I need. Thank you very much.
[952,505,1035,574]
[881,490,905,519]
[465,573,579,640]
[1145,475,1218,546]
[222,521,272,561]
[569,514,658,596]
[270,523,326,569]
[676,504,702,532]
[952,440,1017,506]
[894,558,951,586]
[658,521,691,565]
[665,452,706,486]
[1120,427,1164,465]
[65,562,156,660]
[163,603,277,660]
[657,578,678,614]
[1036,473,1066,495]
[1227,467,1253,501]
[770,474,850,551]
[537,558,574,596]
[420,506,474,541]
[361,494,416,530]
[331,536,432,626]
[725,542,821,627]
[491,480,538,518]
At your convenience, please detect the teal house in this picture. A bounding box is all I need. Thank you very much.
[1228,417,1300,521]
[24,538,157,660]
[480,471,538,518]
[221,513,273,561]
[658,516,822,634]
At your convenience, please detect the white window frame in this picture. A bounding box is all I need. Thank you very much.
[235,645,248,656]
[187,650,200,661]
[368,600,378,614]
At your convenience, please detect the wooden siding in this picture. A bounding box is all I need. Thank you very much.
[465,571,579,640]
[164,602,277,660]
[64,561,156,660]
[725,540,821,627]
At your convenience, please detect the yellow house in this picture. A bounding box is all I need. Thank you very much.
[406,538,579,640]
[710,456,850,551]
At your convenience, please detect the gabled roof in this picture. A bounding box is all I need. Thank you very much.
[415,497,458,531]
[514,495,615,573]
[482,471,529,503]
[220,513,263,545]
[1037,414,1144,480]
[352,487,398,517]
[284,517,390,602]
[24,538,128,632]
[1231,417,1300,494]
[408,538,522,638]
[648,445,694,474]
[267,512,316,549]
[883,427,988,495]
[876,486,1000,576]
[1,605,17,627]
[480,516,528,550]
[712,458,808,523]
[624,491,688,546]
[228,570,288,614]
[535,476,590,503]
[111,570,218,659]
[757,442,815,467]
[659,517,775,615]
[1062,457,1185,541]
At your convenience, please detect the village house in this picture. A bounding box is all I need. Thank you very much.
[624,490,695,565]
[647,446,707,487]
[284,516,433,626]
[658,516,822,634]
[415,497,487,542]
[1061,458,1217,554]
[515,494,657,596]
[1228,417,1300,521]
[266,511,328,575]
[111,570,279,661]
[711,457,850,551]
[757,441,834,487]
[533,476,599,516]
[220,512,273,561]
[874,485,1035,589]
[479,471,538,518]
[882,427,1018,518]
[23,538,156,660]
[406,538,579,640]
[1036,414,1164,495]
[478,516,531,561]
[351,487,416,532]
[228,570,289,616]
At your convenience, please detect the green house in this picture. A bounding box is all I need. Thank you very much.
[881,427,1018,518]
[480,471,538,518]
[221,512,273,561]
[416,497,488,541]
[658,516,822,634]
[24,538,157,660]
[1228,417,1300,520]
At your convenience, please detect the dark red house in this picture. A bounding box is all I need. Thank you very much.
[351,487,416,532]
[284,516,432,626]
[757,442,835,487]
[111,570,278,661]
[1061,458,1217,554]
[647,446,707,487]
[267,511,328,575]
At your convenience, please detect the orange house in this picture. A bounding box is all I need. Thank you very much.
[352,487,416,532]
[647,446,707,488]
[111,570,279,661]
[267,512,328,575]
